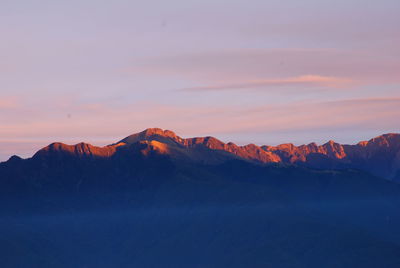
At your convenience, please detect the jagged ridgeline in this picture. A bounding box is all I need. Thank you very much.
[0,128,399,209]
[2,128,400,181]
[2,129,400,268]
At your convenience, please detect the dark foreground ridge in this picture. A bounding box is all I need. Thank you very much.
[1,128,400,268]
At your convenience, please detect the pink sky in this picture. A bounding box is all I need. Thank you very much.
[0,0,399,161]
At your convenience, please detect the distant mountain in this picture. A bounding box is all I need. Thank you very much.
[2,128,400,268]
[1,127,399,211]
[4,128,398,181]
[264,133,400,181]
[30,128,280,164]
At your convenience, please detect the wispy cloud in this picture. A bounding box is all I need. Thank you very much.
[183,75,353,91]
[130,48,400,89]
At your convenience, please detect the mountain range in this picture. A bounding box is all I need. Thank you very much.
[4,128,399,181]
[2,128,400,268]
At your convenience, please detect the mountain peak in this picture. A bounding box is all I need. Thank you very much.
[7,155,22,163]
[324,140,338,146]
[141,128,177,137]
[33,142,119,159]
[369,133,400,146]
[118,128,179,145]
[4,129,400,181]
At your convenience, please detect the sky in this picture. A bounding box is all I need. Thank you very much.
[0,0,399,161]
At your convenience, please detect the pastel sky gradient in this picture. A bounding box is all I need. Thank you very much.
[0,0,399,161]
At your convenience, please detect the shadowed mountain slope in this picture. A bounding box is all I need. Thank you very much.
[5,128,398,181]
[263,133,400,180]
[2,129,400,268]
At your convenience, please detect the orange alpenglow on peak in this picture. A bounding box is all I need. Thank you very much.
[34,142,119,158]
[118,128,179,145]
[26,128,400,180]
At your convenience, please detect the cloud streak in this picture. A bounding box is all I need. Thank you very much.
[183,75,354,91]
[132,48,400,89]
